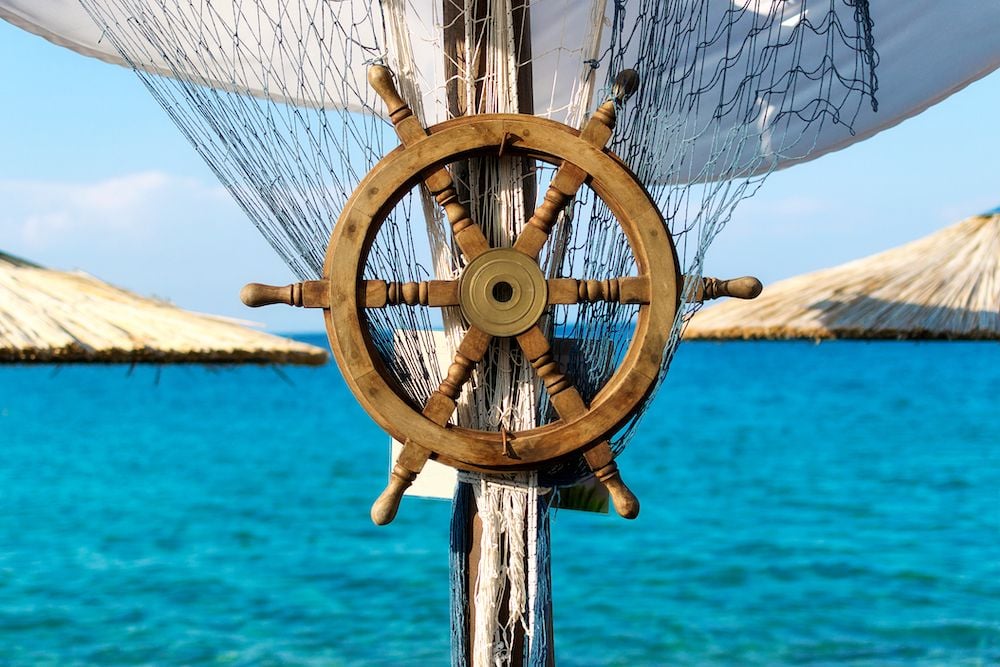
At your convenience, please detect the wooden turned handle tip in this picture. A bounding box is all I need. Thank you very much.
[699,275,763,302]
[612,69,640,102]
[240,282,286,307]
[722,276,763,300]
[370,485,404,526]
[370,468,415,526]
[368,65,398,98]
[593,461,640,519]
[606,477,640,519]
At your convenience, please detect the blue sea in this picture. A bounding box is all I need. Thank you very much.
[1,339,998,666]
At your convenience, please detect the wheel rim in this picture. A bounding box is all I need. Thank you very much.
[323,114,680,470]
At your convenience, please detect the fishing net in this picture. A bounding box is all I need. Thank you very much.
[77,0,878,663]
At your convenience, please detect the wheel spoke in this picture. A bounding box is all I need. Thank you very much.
[513,71,636,260]
[515,325,587,420]
[512,165,586,259]
[423,172,491,262]
[516,324,641,519]
[422,326,492,426]
[368,64,490,262]
[362,280,460,308]
[240,280,329,309]
[546,277,650,305]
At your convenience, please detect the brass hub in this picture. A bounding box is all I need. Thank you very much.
[459,248,548,336]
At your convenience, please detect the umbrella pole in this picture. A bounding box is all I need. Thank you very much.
[457,485,554,666]
[444,3,550,664]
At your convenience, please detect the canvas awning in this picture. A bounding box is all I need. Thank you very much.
[685,211,1000,341]
[0,250,327,364]
[3,2,1000,179]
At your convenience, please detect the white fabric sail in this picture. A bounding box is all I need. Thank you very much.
[4,1,1000,178]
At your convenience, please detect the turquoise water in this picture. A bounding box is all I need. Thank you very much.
[1,340,998,665]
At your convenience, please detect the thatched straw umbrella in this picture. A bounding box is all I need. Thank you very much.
[0,250,327,364]
[685,210,1000,340]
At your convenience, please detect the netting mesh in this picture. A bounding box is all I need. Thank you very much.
[77,1,877,469]
[79,0,390,279]
[77,1,877,663]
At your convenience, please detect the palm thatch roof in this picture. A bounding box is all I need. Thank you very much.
[685,211,1000,340]
[0,250,327,364]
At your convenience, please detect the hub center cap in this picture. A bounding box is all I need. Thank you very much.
[459,248,548,336]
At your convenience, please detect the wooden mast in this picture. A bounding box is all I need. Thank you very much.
[443,2,549,664]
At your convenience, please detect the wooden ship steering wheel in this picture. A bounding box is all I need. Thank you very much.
[243,65,685,524]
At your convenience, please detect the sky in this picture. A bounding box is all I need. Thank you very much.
[1,19,999,334]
